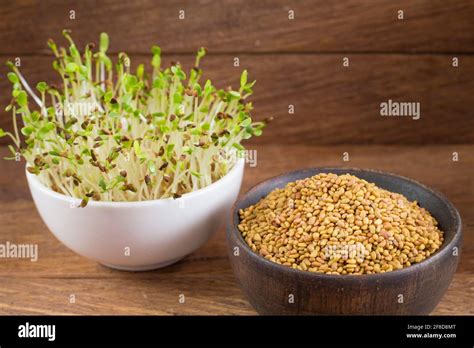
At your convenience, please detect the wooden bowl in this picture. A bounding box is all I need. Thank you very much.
[227,168,462,315]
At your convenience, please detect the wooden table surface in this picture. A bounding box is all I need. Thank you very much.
[0,143,472,315]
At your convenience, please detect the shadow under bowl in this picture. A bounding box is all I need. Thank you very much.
[227,167,462,315]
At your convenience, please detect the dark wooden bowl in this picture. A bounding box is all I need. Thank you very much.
[226,168,462,315]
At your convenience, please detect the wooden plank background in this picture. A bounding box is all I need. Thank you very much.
[1,0,474,54]
[0,54,473,145]
[0,0,473,144]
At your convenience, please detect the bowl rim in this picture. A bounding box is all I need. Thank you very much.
[26,157,245,207]
[228,166,462,280]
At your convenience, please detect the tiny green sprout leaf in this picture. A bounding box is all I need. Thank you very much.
[151,45,161,68]
[99,32,109,52]
[182,146,192,155]
[37,122,55,140]
[47,39,57,53]
[99,178,107,192]
[69,45,80,59]
[124,74,138,90]
[137,64,145,79]
[240,70,248,88]
[232,143,245,151]
[133,140,141,153]
[17,91,27,107]
[228,91,241,100]
[241,117,252,127]
[166,144,175,154]
[65,62,78,73]
[36,82,48,93]
[21,126,34,136]
[0,128,6,138]
[195,47,206,67]
[147,160,156,174]
[151,45,161,55]
[173,93,183,104]
[104,91,113,103]
[7,72,19,84]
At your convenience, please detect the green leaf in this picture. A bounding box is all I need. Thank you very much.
[182,146,192,155]
[47,39,57,53]
[151,45,161,55]
[37,122,55,140]
[177,70,186,80]
[104,91,113,103]
[147,160,156,174]
[241,117,252,127]
[69,45,80,59]
[197,47,206,59]
[99,178,107,191]
[253,128,262,136]
[195,47,206,67]
[65,62,78,73]
[21,126,34,136]
[136,64,145,79]
[124,74,138,90]
[0,128,6,137]
[36,82,48,93]
[45,122,55,131]
[240,70,248,87]
[166,144,175,154]
[152,78,162,89]
[17,91,27,107]
[7,72,19,84]
[173,93,183,104]
[191,170,202,178]
[171,65,186,80]
[228,91,241,100]
[232,143,245,151]
[193,83,202,96]
[133,140,142,156]
[99,32,109,52]
[31,111,40,122]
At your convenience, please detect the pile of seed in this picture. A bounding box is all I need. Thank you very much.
[238,173,444,275]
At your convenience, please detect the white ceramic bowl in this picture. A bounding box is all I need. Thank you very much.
[26,159,244,271]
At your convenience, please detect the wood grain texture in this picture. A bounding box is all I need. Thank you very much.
[1,0,473,54]
[0,144,472,315]
[0,54,473,145]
